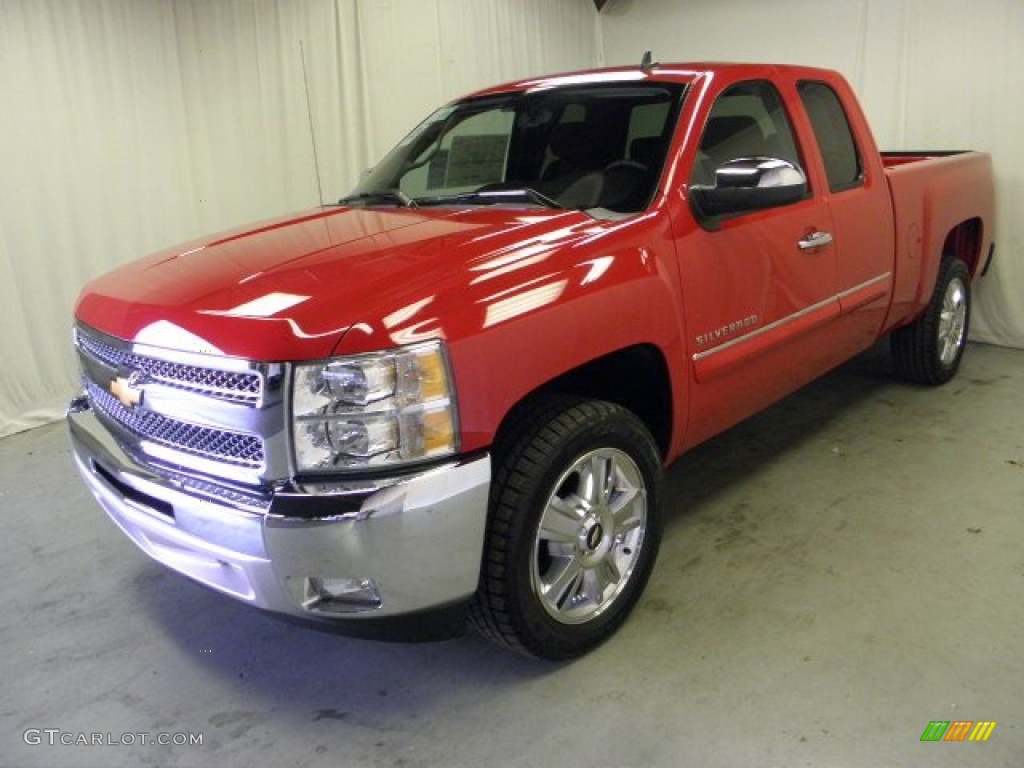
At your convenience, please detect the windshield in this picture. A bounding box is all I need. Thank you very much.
[348,83,686,215]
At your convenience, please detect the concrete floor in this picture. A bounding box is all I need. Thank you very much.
[2,341,1022,768]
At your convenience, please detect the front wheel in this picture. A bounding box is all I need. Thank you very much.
[470,398,663,660]
[891,257,971,385]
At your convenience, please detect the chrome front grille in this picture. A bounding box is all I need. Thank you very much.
[74,324,282,480]
[76,329,262,404]
[86,380,265,468]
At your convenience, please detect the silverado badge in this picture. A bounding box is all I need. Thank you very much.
[110,373,144,409]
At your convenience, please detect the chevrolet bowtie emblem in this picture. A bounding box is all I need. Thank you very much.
[110,374,144,409]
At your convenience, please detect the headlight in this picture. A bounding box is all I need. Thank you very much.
[291,340,458,472]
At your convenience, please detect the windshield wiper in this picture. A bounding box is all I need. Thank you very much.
[338,189,416,208]
[413,188,563,209]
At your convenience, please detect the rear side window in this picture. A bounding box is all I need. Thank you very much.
[798,81,862,192]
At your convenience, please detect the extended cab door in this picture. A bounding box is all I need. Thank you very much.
[674,79,844,447]
[795,79,895,357]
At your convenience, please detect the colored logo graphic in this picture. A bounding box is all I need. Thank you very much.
[920,721,996,742]
[110,373,144,409]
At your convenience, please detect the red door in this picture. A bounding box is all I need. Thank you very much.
[672,79,843,448]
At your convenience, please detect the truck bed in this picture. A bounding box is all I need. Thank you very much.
[881,150,973,169]
[881,149,995,331]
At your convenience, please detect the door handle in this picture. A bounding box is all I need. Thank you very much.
[798,231,833,251]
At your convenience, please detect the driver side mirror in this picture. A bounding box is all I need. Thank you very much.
[690,156,807,219]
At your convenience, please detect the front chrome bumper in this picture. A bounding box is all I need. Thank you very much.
[67,397,490,632]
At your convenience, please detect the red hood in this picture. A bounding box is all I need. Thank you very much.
[75,205,600,360]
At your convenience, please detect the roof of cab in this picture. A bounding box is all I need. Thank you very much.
[461,62,839,100]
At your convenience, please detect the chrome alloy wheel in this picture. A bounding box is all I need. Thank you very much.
[938,275,968,366]
[530,448,648,625]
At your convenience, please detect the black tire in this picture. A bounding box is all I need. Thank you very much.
[470,397,663,660]
[891,257,971,385]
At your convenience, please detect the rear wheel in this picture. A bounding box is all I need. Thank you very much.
[891,257,971,385]
[470,397,663,660]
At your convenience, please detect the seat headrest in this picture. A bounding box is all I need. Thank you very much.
[629,136,663,167]
[701,115,762,154]
[549,122,618,165]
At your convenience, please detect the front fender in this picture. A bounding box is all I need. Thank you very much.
[447,239,687,456]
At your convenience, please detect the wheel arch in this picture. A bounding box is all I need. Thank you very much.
[942,217,985,276]
[492,343,674,462]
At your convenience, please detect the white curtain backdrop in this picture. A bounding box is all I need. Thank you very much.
[2,0,1022,438]
[598,0,1024,350]
[0,0,599,437]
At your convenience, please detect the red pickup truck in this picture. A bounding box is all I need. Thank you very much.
[68,62,994,659]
